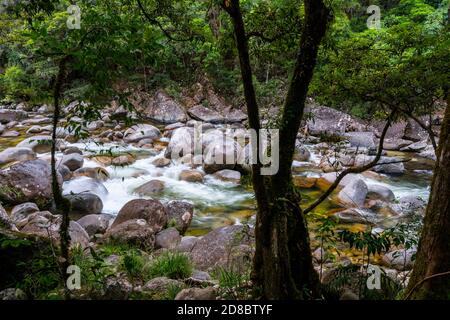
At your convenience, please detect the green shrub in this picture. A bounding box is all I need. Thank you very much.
[145,251,193,280]
[121,251,145,280]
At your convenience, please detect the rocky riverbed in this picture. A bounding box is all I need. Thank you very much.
[0,97,439,299]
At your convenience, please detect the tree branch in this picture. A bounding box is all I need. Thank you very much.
[303,112,395,215]
[136,0,193,42]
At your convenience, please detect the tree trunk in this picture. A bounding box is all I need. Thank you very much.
[51,56,71,297]
[222,0,330,299]
[405,100,450,299]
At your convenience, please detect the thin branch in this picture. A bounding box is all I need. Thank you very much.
[303,112,395,215]
[404,271,450,300]
[136,0,193,42]
[247,31,281,43]
[398,107,438,152]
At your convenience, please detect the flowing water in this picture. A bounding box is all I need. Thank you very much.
[2,128,433,236]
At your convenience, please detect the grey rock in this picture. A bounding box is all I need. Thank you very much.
[77,213,113,236]
[112,199,167,232]
[0,159,62,205]
[343,132,376,149]
[10,202,39,222]
[367,184,395,202]
[65,192,103,216]
[155,227,181,249]
[189,225,253,271]
[142,91,187,124]
[0,147,36,165]
[382,248,417,271]
[0,109,27,124]
[175,287,216,300]
[123,124,161,143]
[59,153,84,171]
[166,200,194,235]
[188,105,224,123]
[338,179,368,207]
[134,180,165,196]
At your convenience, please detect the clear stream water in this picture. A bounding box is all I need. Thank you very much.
[57,141,433,236]
[0,123,433,236]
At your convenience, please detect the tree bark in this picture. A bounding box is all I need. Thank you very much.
[222,0,330,299]
[51,56,71,298]
[405,100,450,299]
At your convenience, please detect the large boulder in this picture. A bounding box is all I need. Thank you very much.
[400,140,428,152]
[355,155,405,174]
[188,105,224,123]
[303,104,367,136]
[213,169,241,184]
[103,276,133,300]
[10,202,39,223]
[367,184,395,202]
[418,145,436,161]
[155,227,181,249]
[72,167,110,181]
[0,159,62,206]
[383,138,413,151]
[164,127,194,159]
[316,172,362,190]
[189,225,253,271]
[152,157,171,168]
[112,199,167,232]
[123,124,161,143]
[343,132,376,149]
[177,236,199,252]
[65,192,104,217]
[68,221,90,249]
[403,118,429,142]
[104,219,156,249]
[382,248,417,271]
[77,213,113,237]
[133,180,165,196]
[16,136,63,153]
[62,177,109,199]
[142,91,187,124]
[224,108,247,123]
[374,158,405,175]
[203,138,242,174]
[337,179,368,207]
[179,170,204,183]
[0,147,36,166]
[165,200,194,235]
[0,109,27,124]
[59,153,84,171]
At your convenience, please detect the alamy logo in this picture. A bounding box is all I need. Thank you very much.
[367,5,381,30]
[66,265,81,290]
[366,265,381,290]
[67,5,81,30]
[168,122,280,176]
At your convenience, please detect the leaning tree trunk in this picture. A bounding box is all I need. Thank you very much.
[405,99,450,300]
[223,0,330,299]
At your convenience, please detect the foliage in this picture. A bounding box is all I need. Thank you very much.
[71,246,116,294]
[121,250,145,281]
[212,266,251,300]
[145,251,193,280]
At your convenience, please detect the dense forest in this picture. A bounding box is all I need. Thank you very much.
[0,0,449,301]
